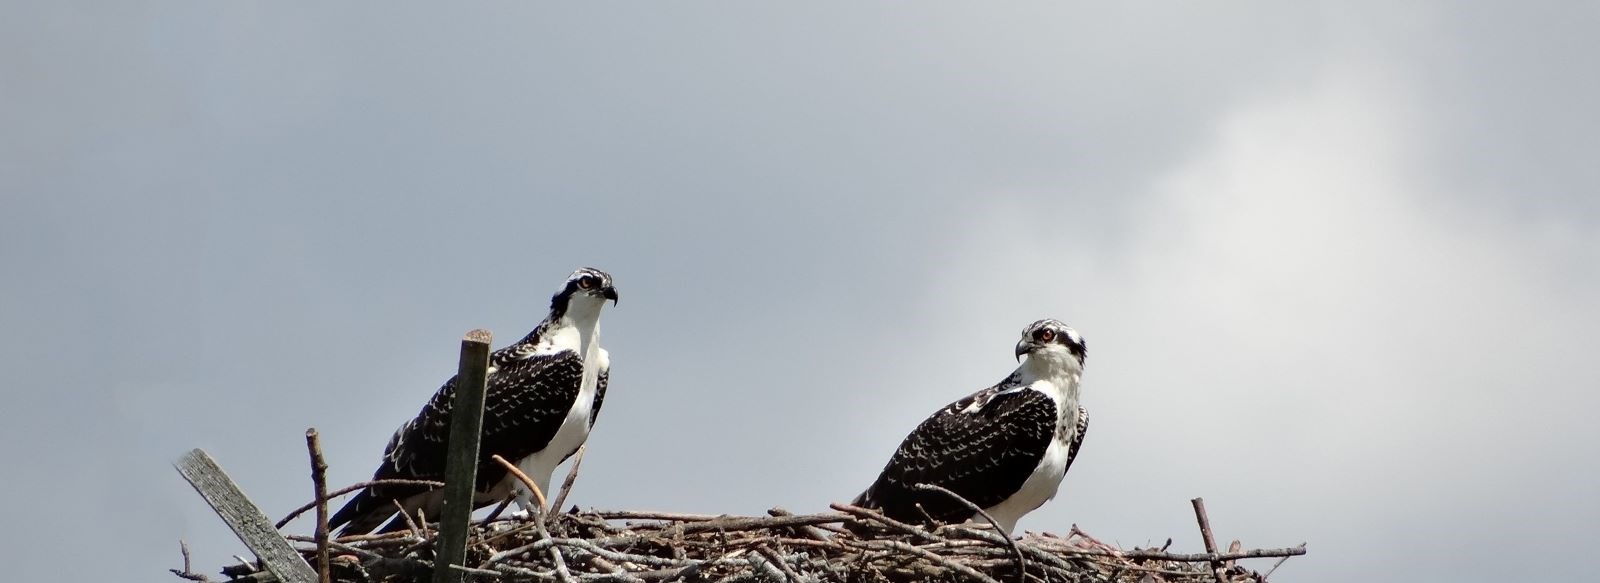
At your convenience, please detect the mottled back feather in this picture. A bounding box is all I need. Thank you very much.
[329,350,585,534]
[855,384,1058,525]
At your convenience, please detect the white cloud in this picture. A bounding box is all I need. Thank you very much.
[907,61,1600,582]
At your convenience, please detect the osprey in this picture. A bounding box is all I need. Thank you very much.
[329,267,619,534]
[853,319,1088,534]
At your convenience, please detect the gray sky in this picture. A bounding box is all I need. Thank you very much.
[3,3,1597,581]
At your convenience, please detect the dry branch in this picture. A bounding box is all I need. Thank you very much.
[303,430,332,583]
[1192,497,1225,583]
[550,445,586,515]
[492,453,547,511]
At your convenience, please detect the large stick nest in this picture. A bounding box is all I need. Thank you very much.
[185,504,1303,583]
[174,438,1304,583]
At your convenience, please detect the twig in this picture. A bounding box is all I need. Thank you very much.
[276,479,446,529]
[448,563,520,578]
[1068,524,1121,556]
[549,445,586,517]
[1261,543,1305,581]
[589,510,726,522]
[1025,538,1307,562]
[755,544,802,582]
[767,508,834,542]
[533,499,577,583]
[1191,497,1225,583]
[672,513,847,535]
[393,500,420,537]
[492,454,547,511]
[846,538,1003,583]
[914,483,1027,583]
[169,539,212,582]
[305,429,331,583]
[830,503,942,541]
[585,557,647,583]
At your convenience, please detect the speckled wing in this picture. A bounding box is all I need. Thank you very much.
[854,385,1057,526]
[1062,406,1088,475]
[329,351,585,534]
[589,357,608,429]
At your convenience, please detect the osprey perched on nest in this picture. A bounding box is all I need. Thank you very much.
[330,267,619,535]
[854,319,1089,534]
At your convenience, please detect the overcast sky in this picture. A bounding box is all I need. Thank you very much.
[3,3,1597,582]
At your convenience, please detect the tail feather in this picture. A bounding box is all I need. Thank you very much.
[851,487,875,508]
[329,490,393,536]
[844,487,881,536]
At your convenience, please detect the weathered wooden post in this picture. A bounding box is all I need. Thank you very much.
[175,449,318,583]
[432,329,493,583]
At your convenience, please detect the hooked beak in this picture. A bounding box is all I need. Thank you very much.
[602,286,619,305]
[1015,339,1033,362]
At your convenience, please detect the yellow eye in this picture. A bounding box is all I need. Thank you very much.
[1036,329,1056,342]
[577,276,595,290]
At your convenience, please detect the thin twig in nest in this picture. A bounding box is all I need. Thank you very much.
[169,540,212,583]
[492,454,547,511]
[549,445,586,516]
[276,479,446,529]
[913,483,1027,583]
[830,503,940,542]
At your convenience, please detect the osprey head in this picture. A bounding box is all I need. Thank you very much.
[550,267,618,320]
[1014,319,1086,367]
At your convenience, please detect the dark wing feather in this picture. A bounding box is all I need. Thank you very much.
[855,386,1057,526]
[329,351,585,534]
[1061,406,1088,475]
[588,362,608,429]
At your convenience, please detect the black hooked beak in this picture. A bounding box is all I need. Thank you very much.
[1015,339,1033,362]
[602,286,619,305]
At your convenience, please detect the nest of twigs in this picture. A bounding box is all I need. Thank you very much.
[172,435,1304,583]
[189,503,1302,583]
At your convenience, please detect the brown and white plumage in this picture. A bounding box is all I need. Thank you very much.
[854,319,1089,533]
[329,267,617,535]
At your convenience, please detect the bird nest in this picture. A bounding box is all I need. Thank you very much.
[176,503,1303,583]
[172,433,1303,583]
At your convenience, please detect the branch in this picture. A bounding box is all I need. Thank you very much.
[169,539,212,583]
[491,454,547,511]
[1191,497,1225,583]
[304,429,331,583]
[548,445,585,518]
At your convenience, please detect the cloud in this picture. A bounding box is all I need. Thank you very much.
[903,61,1600,582]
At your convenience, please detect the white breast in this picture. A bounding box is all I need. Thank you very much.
[513,344,601,499]
[979,382,1078,533]
[982,437,1069,533]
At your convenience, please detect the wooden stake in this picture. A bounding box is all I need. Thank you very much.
[1191,497,1226,583]
[175,449,317,583]
[432,329,493,583]
[305,429,331,583]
